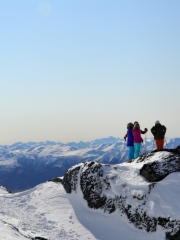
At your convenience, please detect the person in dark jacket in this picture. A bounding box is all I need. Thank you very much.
[151,120,166,150]
[124,123,134,160]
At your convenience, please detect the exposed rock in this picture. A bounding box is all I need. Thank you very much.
[80,161,108,209]
[48,177,63,183]
[34,237,48,240]
[139,148,180,182]
[148,183,156,194]
[166,229,180,240]
[62,165,81,193]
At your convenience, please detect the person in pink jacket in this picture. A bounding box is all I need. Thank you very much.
[132,122,148,158]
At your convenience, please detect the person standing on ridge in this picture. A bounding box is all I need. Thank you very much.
[151,121,166,150]
[132,123,148,158]
[124,123,134,160]
[124,121,147,141]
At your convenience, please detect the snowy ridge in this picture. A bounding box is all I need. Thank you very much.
[61,147,180,239]
[0,147,180,239]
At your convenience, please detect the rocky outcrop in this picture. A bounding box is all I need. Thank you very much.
[80,161,111,210]
[62,165,81,193]
[48,177,63,183]
[139,147,180,182]
[166,229,180,240]
[63,161,158,231]
[61,149,180,237]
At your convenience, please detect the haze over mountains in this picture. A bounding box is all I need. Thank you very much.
[0,137,180,192]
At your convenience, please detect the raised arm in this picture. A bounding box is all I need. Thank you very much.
[140,128,148,134]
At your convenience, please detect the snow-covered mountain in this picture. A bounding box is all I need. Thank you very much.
[0,137,180,192]
[1,146,180,239]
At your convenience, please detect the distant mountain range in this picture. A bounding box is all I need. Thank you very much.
[0,136,180,192]
[0,136,121,151]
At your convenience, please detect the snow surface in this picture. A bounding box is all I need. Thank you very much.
[0,182,96,240]
[0,151,179,239]
[0,181,165,240]
[0,221,28,240]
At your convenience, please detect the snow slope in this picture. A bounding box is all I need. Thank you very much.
[0,148,180,239]
[0,182,96,240]
[0,180,166,240]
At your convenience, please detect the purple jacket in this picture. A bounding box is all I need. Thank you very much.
[132,129,142,143]
[127,128,134,146]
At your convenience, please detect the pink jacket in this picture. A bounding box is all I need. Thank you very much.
[132,129,142,143]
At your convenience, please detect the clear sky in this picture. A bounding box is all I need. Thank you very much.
[0,0,180,144]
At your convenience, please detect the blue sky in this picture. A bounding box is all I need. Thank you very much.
[0,0,180,144]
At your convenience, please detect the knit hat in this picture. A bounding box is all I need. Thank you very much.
[155,120,160,125]
[127,122,133,128]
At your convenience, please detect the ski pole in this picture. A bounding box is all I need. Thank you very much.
[122,139,126,161]
[164,138,168,148]
[152,139,154,151]
[144,133,147,153]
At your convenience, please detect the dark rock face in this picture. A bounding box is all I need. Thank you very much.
[62,165,81,193]
[48,177,63,183]
[80,161,108,209]
[166,229,180,240]
[115,195,157,232]
[62,161,116,213]
[139,147,180,182]
[34,237,48,240]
